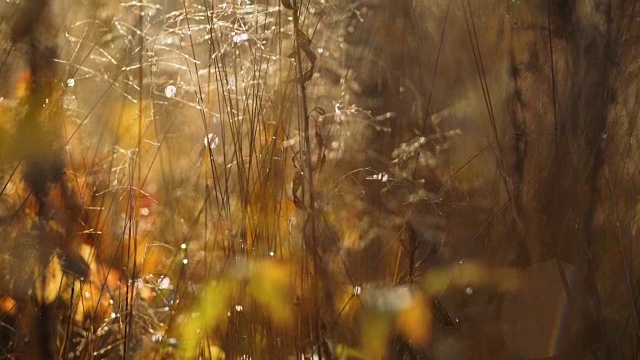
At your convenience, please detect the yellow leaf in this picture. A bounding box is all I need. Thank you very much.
[34,254,63,304]
[249,260,292,327]
[423,261,522,295]
[334,343,366,359]
[361,312,392,359]
[396,293,432,346]
[181,281,231,357]
[207,344,226,359]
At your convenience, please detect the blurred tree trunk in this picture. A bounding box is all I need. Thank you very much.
[340,0,640,357]
[9,0,89,358]
[509,1,614,357]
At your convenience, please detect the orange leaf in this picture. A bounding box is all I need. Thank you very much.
[396,293,432,346]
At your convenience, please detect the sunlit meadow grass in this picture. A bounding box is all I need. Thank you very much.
[0,0,540,359]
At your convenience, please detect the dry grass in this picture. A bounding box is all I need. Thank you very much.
[0,1,461,358]
[1,0,639,359]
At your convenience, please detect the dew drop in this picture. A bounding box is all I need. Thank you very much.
[159,276,171,289]
[204,134,219,149]
[465,287,473,295]
[232,33,250,43]
[164,85,177,98]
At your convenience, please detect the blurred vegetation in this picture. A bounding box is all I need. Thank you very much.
[0,0,639,359]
